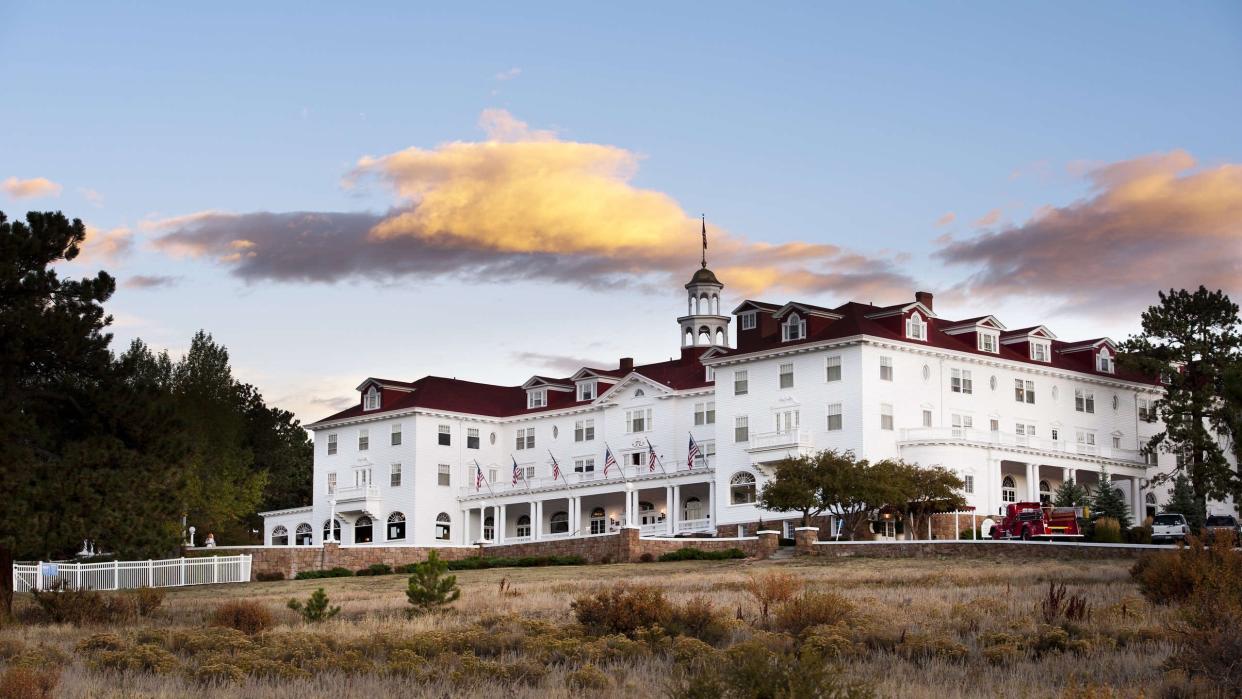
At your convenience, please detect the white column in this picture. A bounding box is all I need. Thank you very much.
[1062,467,1073,487]
[496,504,505,544]
[624,485,635,526]
[672,485,681,533]
[665,485,674,535]
[570,496,579,536]
[532,501,541,541]
[1026,463,1038,502]
[1132,478,1143,522]
[709,480,717,527]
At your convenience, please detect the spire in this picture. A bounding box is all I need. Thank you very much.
[700,214,707,269]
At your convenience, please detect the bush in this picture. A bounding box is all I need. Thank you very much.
[355,563,393,577]
[28,583,107,625]
[1127,523,1153,545]
[210,600,275,635]
[1131,537,1242,605]
[567,663,611,691]
[86,644,179,674]
[743,572,802,620]
[572,585,671,637]
[657,548,747,562]
[1039,582,1089,625]
[958,528,982,540]
[255,571,285,582]
[773,592,855,636]
[287,588,341,623]
[665,596,736,646]
[669,637,875,698]
[406,551,460,616]
[1091,517,1123,543]
[0,665,59,699]
[130,587,165,617]
[411,554,586,572]
[639,552,655,563]
[294,567,354,580]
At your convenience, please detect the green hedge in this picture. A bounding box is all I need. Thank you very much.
[394,554,586,574]
[354,563,393,577]
[657,547,747,562]
[294,566,355,580]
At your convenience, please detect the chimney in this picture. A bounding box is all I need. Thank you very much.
[915,291,934,310]
[619,357,634,373]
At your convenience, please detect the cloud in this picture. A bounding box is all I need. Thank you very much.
[123,274,180,289]
[79,187,105,207]
[510,351,609,375]
[150,110,914,299]
[936,150,1242,314]
[77,225,133,263]
[935,212,955,227]
[3,176,62,199]
[494,67,522,81]
[973,209,1002,227]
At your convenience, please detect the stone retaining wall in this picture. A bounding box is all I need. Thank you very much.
[795,528,1165,560]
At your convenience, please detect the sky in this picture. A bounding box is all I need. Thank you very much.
[2,2,1241,423]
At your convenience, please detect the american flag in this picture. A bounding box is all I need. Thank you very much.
[512,456,521,486]
[603,446,617,476]
[647,441,658,472]
[687,434,701,469]
[475,461,484,491]
[549,450,561,481]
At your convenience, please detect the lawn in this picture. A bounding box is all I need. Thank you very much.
[0,555,1184,697]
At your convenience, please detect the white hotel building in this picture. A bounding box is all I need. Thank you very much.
[261,260,1186,547]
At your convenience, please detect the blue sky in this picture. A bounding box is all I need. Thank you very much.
[3,2,1240,421]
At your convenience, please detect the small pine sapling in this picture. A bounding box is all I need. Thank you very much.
[287,587,341,622]
[405,550,461,616]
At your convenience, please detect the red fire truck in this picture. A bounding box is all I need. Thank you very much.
[990,502,1084,540]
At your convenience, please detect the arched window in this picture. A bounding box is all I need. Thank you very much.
[638,500,658,525]
[698,326,710,345]
[684,496,704,521]
[715,328,725,346]
[550,511,569,534]
[483,515,495,541]
[271,525,289,546]
[516,515,531,538]
[1001,476,1016,503]
[354,515,373,544]
[906,312,927,340]
[698,294,709,314]
[782,313,806,342]
[387,512,406,540]
[1039,480,1052,505]
[589,507,607,535]
[1145,492,1157,519]
[730,472,758,504]
[295,523,313,546]
[435,512,451,541]
[363,386,380,410]
[684,329,694,347]
[322,518,341,542]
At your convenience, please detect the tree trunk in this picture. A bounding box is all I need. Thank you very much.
[0,544,13,623]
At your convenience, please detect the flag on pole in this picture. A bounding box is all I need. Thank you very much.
[647,441,658,473]
[687,434,701,469]
[512,455,521,486]
[647,438,670,477]
[549,450,561,481]
[475,460,485,491]
[603,445,618,476]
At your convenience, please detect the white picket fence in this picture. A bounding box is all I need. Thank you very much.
[12,555,252,593]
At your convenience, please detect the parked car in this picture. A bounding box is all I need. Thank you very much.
[1151,513,1190,544]
[1203,514,1241,545]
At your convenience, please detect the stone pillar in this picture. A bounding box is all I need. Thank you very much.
[671,485,681,535]
[664,485,674,536]
[756,530,780,559]
[794,526,819,556]
[322,541,339,572]
[621,526,641,563]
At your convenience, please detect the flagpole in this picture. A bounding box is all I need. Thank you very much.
[647,438,670,479]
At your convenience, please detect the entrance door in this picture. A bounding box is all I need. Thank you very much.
[639,502,659,525]
[683,497,703,522]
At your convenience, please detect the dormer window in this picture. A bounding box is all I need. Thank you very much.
[905,312,927,340]
[740,312,757,330]
[363,386,380,411]
[527,388,547,409]
[781,313,806,342]
[1096,348,1114,373]
[577,380,597,402]
[977,331,999,353]
[1030,340,1051,362]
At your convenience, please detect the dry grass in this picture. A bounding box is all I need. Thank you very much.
[0,556,1185,698]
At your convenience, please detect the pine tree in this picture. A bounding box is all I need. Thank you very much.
[1163,472,1204,531]
[1053,478,1089,507]
[1090,466,1132,530]
[405,551,461,616]
[287,588,340,622]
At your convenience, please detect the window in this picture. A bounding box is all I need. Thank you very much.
[951,413,973,437]
[1112,435,1122,449]
[1002,476,1016,503]
[922,409,932,427]
[326,433,337,455]
[626,409,653,433]
[1014,379,1035,404]
[435,513,451,541]
[326,472,336,494]
[574,419,595,442]
[438,424,451,446]
[1076,430,1097,452]
[437,464,450,487]
[527,389,547,408]
[826,356,842,382]
[782,313,806,341]
[906,312,927,340]
[391,423,402,446]
[1015,423,1035,443]
[698,440,716,468]
[1097,349,1115,373]
[271,525,288,546]
[550,511,569,534]
[577,381,597,401]
[827,403,843,431]
[574,457,595,473]
[734,370,749,395]
[705,366,715,382]
[353,467,371,487]
[775,409,800,432]
[387,512,406,540]
[880,403,894,431]
[734,416,749,443]
[390,462,401,487]
[1039,481,1052,505]
[1075,390,1095,413]
[363,386,380,410]
[879,356,893,381]
[323,518,341,542]
[951,369,973,394]
[1030,341,1051,362]
[978,332,999,353]
[516,515,531,538]
[354,516,373,544]
[1138,398,1155,422]
[358,429,369,451]
[694,402,716,425]
[989,418,999,432]
[779,362,794,388]
[730,472,758,504]
[295,523,313,546]
[1112,394,1119,411]
[740,312,757,330]
[589,507,607,535]
[515,427,535,450]
[467,428,480,449]
[1051,428,1060,441]
[626,451,643,468]
[963,474,974,494]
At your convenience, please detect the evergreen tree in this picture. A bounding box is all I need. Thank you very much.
[1053,478,1089,507]
[405,551,460,615]
[1089,466,1132,530]
[287,588,340,622]
[1163,472,1204,531]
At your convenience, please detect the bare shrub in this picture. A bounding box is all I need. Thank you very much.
[1041,582,1090,624]
[1164,588,1242,689]
[572,585,671,637]
[665,596,736,646]
[28,583,106,625]
[773,591,855,636]
[1132,537,1242,604]
[567,663,610,691]
[129,587,165,617]
[895,630,968,664]
[210,600,275,635]
[86,644,179,674]
[0,665,60,699]
[743,572,802,620]
[669,637,875,699]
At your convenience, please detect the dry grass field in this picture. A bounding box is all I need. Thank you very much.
[0,553,1219,698]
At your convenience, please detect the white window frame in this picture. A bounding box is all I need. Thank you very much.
[825,355,842,382]
[880,403,894,431]
[391,423,402,446]
[574,418,595,442]
[358,428,369,451]
[978,331,999,353]
[326,472,336,494]
[734,415,749,443]
[1075,389,1095,414]
[390,462,402,487]
[781,313,806,342]
[779,362,794,389]
[1014,379,1035,404]
[326,433,337,456]
[363,386,380,411]
[734,370,749,395]
[879,356,893,382]
[574,457,595,473]
[906,312,927,340]
[467,427,480,449]
[951,413,973,437]
[515,427,535,450]
[950,368,973,394]
[694,401,716,426]
[1030,341,1051,362]
[438,424,451,446]
[921,409,932,428]
[826,403,843,431]
[577,380,597,401]
[625,408,653,433]
[963,474,975,494]
[527,388,547,409]
[740,312,757,330]
[437,464,450,487]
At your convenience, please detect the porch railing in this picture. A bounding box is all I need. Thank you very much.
[898,427,1144,463]
[13,555,252,592]
[677,518,713,533]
